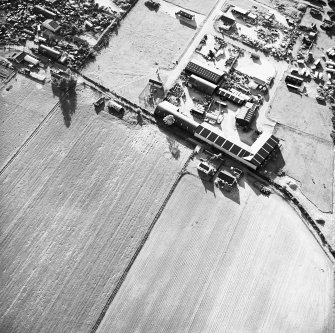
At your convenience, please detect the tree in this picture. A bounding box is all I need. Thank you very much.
[163,115,175,126]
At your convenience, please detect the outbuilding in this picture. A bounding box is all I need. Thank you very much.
[42,19,61,33]
[154,101,199,133]
[108,100,124,113]
[38,44,61,60]
[235,102,258,127]
[189,74,217,95]
[185,59,225,84]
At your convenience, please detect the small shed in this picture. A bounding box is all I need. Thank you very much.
[24,54,40,66]
[108,100,124,113]
[235,103,257,127]
[39,44,61,59]
[216,170,237,191]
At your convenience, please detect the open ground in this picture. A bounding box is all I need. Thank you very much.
[83,0,202,103]
[0,75,59,170]
[95,171,334,333]
[0,84,191,333]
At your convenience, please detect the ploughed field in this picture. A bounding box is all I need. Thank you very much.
[0,75,59,170]
[0,86,191,333]
[96,173,334,333]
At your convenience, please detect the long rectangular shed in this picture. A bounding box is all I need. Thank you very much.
[185,59,225,84]
[217,88,245,105]
[154,101,199,133]
[189,75,217,95]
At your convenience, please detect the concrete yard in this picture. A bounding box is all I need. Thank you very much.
[95,172,334,333]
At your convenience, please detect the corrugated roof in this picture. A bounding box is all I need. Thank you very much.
[217,88,245,105]
[186,59,224,84]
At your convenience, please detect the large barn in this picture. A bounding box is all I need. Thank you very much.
[185,59,225,84]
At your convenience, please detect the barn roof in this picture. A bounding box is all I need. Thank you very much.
[185,59,224,84]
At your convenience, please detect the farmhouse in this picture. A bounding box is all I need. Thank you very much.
[185,59,225,84]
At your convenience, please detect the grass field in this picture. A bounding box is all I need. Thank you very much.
[273,125,333,213]
[0,75,59,170]
[95,172,334,333]
[164,0,218,15]
[0,85,191,333]
[268,81,332,142]
[83,0,198,103]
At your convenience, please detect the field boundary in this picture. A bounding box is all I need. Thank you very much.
[0,99,61,177]
[90,152,195,333]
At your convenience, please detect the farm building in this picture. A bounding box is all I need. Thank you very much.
[42,19,61,33]
[285,74,304,86]
[176,10,195,22]
[235,102,258,127]
[215,170,237,191]
[185,59,225,84]
[189,75,217,95]
[155,101,198,133]
[24,54,40,66]
[108,100,124,113]
[220,15,236,30]
[217,88,246,105]
[248,134,280,169]
[232,6,249,16]
[38,44,61,60]
[33,5,56,19]
[194,123,279,170]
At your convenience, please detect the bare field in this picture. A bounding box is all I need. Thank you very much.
[0,74,59,169]
[0,86,191,333]
[274,125,333,213]
[164,0,217,15]
[83,0,198,103]
[96,172,334,333]
[268,81,332,141]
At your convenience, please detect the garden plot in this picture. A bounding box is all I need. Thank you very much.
[0,74,59,170]
[0,86,191,333]
[96,173,334,333]
[83,0,198,103]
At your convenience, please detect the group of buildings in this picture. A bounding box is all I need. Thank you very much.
[185,59,260,127]
[155,100,279,171]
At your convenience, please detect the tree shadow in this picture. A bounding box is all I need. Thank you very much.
[137,111,143,126]
[52,85,78,128]
[198,170,216,196]
[167,136,181,159]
